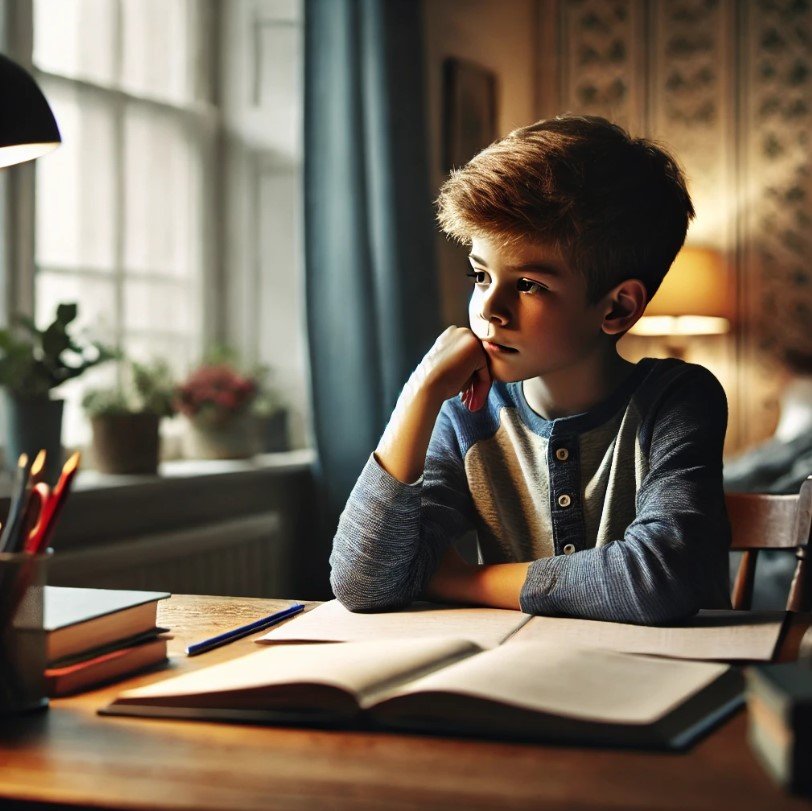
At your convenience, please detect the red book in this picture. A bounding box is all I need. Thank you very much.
[46,637,169,697]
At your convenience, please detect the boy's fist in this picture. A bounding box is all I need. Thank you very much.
[419,326,492,412]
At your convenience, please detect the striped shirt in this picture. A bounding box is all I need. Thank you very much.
[330,357,732,624]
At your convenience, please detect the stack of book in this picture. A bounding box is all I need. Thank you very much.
[44,586,170,697]
[746,661,812,795]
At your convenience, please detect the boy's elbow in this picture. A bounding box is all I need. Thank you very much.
[329,571,407,613]
[627,592,700,626]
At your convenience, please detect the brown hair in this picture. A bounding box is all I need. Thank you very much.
[436,115,695,303]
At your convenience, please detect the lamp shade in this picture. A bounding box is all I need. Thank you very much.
[0,53,61,169]
[631,246,733,336]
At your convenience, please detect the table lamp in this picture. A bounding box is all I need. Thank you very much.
[630,246,733,358]
[0,52,61,169]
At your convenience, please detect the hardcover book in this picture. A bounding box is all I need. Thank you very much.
[45,586,170,662]
[101,637,742,750]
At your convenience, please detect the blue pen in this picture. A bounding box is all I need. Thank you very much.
[185,603,305,656]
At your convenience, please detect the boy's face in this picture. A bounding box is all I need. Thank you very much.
[467,236,609,383]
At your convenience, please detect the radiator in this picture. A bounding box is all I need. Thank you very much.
[48,512,287,598]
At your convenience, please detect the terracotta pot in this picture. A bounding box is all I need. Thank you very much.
[90,413,161,475]
[183,412,257,460]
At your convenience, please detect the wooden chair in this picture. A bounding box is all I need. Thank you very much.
[727,475,812,611]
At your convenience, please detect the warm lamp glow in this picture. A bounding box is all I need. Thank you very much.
[631,246,733,337]
[0,142,59,169]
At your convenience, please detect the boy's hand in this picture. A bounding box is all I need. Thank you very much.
[419,326,492,412]
[374,327,491,484]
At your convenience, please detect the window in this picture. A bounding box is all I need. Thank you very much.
[31,0,216,447]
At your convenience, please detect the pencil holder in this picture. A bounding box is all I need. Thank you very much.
[0,550,51,715]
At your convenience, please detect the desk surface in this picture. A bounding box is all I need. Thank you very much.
[1,595,810,811]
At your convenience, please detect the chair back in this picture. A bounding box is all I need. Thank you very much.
[726,476,812,612]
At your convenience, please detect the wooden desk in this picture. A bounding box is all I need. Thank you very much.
[1,595,810,811]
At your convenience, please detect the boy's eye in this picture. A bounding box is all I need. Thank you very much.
[465,270,488,285]
[517,278,547,294]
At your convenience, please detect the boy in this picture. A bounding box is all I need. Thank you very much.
[330,115,731,624]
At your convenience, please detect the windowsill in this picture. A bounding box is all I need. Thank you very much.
[0,449,317,552]
[74,449,316,491]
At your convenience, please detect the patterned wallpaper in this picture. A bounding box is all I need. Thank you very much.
[544,0,812,452]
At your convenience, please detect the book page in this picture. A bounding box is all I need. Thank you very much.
[508,609,784,661]
[258,600,532,649]
[372,641,729,725]
[112,637,479,707]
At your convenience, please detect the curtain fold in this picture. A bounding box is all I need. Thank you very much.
[303,0,440,597]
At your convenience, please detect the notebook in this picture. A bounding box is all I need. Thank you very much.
[259,600,786,662]
[100,637,742,749]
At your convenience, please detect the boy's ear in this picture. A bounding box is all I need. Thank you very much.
[600,279,648,336]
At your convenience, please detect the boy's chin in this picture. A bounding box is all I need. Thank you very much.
[488,368,527,384]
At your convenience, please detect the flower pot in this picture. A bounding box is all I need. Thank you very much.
[90,413,161,475]
[183,412,257,460]
[255,410,289,453]
[3,393,64,484]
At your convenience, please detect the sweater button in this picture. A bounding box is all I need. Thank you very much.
[563,543,576,555]
[557,494,572,508]
[555,448,569,461]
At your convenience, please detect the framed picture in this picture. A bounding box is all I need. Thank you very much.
[443,58,498,171]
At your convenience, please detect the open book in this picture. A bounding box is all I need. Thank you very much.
[100,637,741,750]
[258,600,786,662]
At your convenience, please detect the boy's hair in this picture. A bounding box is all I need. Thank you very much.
[436,115,695,304]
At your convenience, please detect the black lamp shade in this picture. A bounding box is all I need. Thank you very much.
[0,53,61,169]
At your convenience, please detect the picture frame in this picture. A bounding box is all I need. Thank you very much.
[443,58,498,171]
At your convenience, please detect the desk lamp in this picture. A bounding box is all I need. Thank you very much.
[0,52,61,169]
[630,246,733,359]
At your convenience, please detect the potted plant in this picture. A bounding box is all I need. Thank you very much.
[175,352,259,460]
[0,303,115,483]
[82,359,176,474]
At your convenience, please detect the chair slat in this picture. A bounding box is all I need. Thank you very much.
[726,493,798,550]
[731,549,757,610]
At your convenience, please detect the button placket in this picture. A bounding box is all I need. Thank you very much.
[548,431,584,556]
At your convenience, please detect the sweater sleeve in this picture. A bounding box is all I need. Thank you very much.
[329,404,476,611]
[519,365,732,624]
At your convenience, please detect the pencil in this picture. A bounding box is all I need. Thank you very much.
[26,451,80,555]
[185,603,305,656]
[0,454,30,554]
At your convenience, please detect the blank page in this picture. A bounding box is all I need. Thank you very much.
[113,638,479,704]
[374,641,729,724]
[509,609,784,661]
[259,599,532,649]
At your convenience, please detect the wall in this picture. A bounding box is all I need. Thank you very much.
[535,0,812,454]
[423,0,539,328]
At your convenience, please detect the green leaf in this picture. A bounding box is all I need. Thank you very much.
[41,323,71,360]
[56,302,78,326]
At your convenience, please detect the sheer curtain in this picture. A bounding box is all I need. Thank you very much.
[304,0,440,596]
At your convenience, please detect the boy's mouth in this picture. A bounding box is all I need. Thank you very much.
[483,341,518,354]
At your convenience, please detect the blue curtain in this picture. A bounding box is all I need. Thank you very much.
[303,0,440,596]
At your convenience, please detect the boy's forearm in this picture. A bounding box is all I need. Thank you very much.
[375,369,445,484]
[428,556,531,610]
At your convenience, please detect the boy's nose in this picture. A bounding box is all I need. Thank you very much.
[479,287,510,326]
